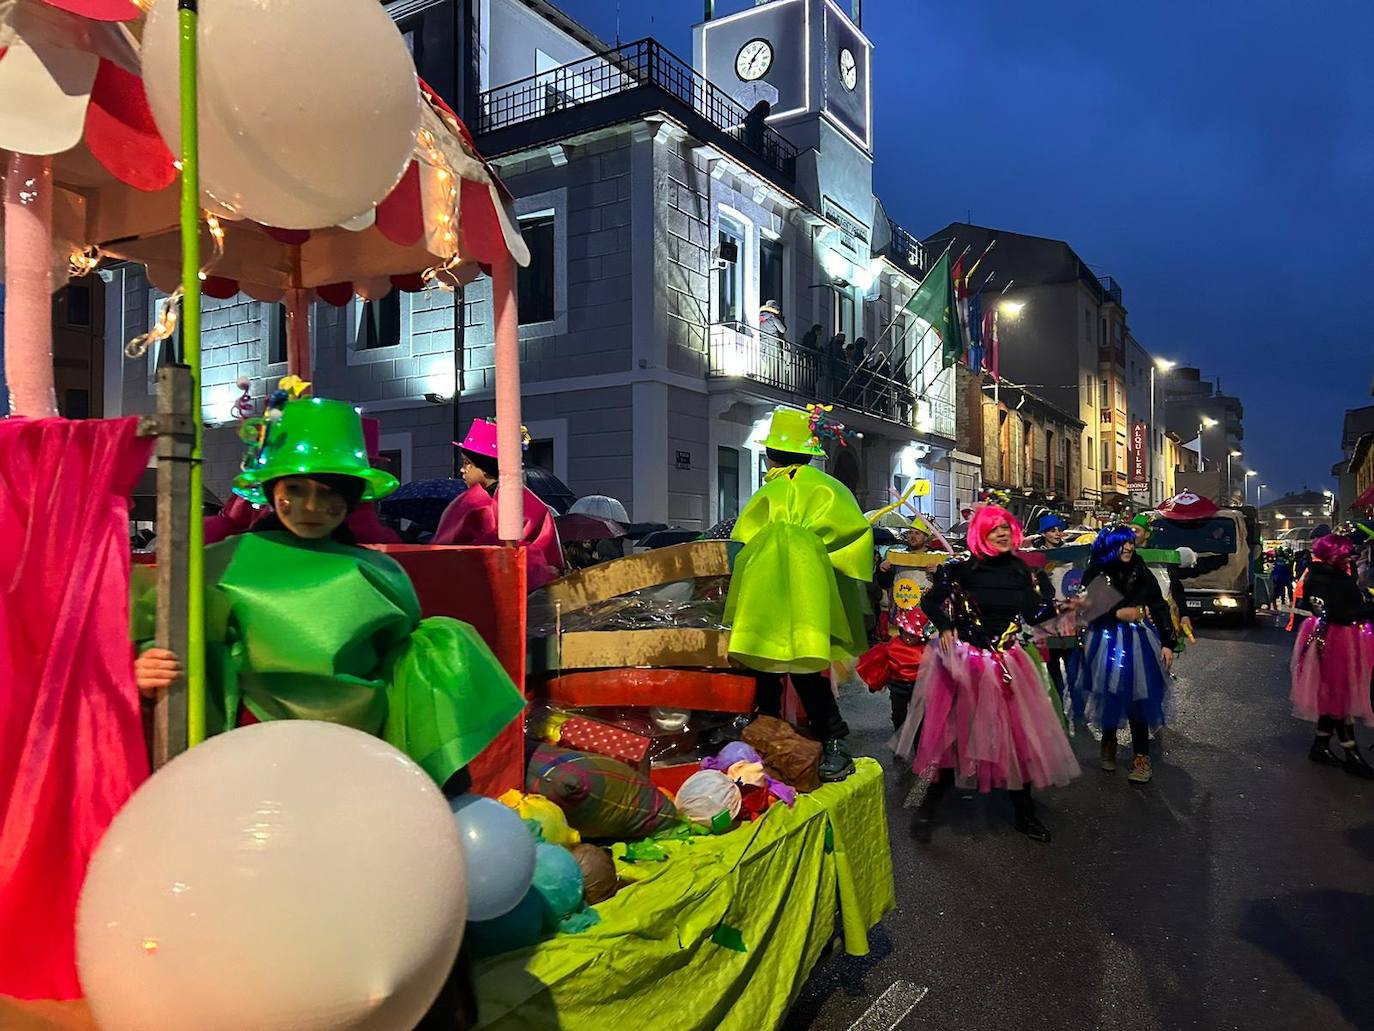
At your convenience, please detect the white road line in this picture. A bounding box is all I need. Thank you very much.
[846,979,929,1031]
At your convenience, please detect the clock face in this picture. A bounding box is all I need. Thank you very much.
[838,47,858,91]
[736,38,773,82]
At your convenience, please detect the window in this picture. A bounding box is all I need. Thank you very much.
[1101,378,1110,406]
[715,215,744,324]
[717,446,740,520]
[1084,310,1092,341]
[63,283,92,327]
[518,212,556,324]
[527,438,555,473]
[1085,376,1094,406]
[835,289,856,344]
[758,236,784,320]
[358,293,402,350]
[1088,439,1095,470]
[267,303,288,365]
[1102,439,1111,471]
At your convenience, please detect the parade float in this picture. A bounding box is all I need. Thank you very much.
[0,2,893,1027]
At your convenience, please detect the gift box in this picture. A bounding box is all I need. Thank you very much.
[558,715,651,768]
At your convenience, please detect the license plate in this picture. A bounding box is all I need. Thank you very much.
[1186,600,1202,609]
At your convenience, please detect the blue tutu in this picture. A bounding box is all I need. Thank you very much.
[1077,621,1171,735]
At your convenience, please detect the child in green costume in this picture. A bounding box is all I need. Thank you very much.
[135,387,523,788]
[725,406,874,782]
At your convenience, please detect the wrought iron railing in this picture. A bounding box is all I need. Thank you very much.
[707,322,916,427]
[476,39,799,182]
[885,219,929,274]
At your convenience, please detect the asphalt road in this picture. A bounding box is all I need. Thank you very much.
[785,613,1374,1031]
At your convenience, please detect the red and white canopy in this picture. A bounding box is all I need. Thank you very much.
[1155,492,1221,520]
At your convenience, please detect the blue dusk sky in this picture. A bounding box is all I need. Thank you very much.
[552,0,1374,497]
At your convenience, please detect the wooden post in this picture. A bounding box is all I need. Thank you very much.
[152,364,195,767]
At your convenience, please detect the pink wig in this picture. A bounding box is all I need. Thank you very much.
[1312,534,1353,568]
[967,505,1024,559]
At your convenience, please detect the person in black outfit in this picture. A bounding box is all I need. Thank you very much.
[893,506,1080,843]
[1289,533,1374,777]
[1078,524,1177,785]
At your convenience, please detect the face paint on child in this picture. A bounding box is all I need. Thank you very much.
[272,477,349,539]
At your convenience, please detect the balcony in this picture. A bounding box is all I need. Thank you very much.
[475,39,799,185]
[707,322,916,428]
[1098,276,1124,305]
[882,219,929,276]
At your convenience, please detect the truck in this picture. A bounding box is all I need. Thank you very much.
[1148,504,1260,625]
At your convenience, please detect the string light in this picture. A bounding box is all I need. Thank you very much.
[126,211,227,358]
[415,114,465,291]
[67,245,102,278]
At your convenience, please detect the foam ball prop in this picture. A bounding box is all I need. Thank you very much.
[77,721,466,1031]
[141,0,420,229]
[449,795,538,922]
[530,843,584,929]
[465,888,546,958]
[569,844,619,905]
[675,769,742,833]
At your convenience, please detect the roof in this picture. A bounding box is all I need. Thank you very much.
[920,222,1119,307]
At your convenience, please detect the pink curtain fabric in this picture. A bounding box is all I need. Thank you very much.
[0,417,153,999]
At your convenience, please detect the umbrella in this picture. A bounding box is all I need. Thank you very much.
[378,477,465,530]
[525,465,576,515]
[556,513,625,542]
[702,518,736,540]
[638,529,703,550]
[568,494,629,522]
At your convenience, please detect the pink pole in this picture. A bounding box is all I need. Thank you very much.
[491,251,522,543]
[285,287,311,380]
[3,153,58,418]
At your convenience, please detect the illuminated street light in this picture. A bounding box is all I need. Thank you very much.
[1154,358,1177,371]
[1000,300,1025,317]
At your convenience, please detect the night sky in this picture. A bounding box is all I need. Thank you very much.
[554,0,1374,497]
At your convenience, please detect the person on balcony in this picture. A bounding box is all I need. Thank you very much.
[759,299,787,340]
[432,418,566,590]
[725,405,873,782]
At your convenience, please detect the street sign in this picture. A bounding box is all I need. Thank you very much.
[675,450,691,470]
[1130,421,1148,490]
[911,479,931,497]
[1072,499,1095,511]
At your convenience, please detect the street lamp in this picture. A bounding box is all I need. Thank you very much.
[1000,300,1025,317]
[1226,450,1241,504]
[1150,358,1176,502]
[1259,483,1267,510]
[1245,469,1258,505]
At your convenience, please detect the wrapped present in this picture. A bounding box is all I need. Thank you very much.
[558,715,651,767]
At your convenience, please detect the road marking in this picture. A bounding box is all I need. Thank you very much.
[846,979,929,1031]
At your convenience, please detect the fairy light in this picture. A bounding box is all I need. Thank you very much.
[67,245,102,278]
[126,210,228,358]
[415,116,465,291]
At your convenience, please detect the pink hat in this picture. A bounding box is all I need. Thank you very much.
[455,418,498,459]
[361,416,382,459]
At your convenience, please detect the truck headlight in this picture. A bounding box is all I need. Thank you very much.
[1215,596,1240,608]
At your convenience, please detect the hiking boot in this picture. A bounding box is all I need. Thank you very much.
[819,738,856,782]
[1101,738,1118,772]
[1128,756,1153,784]
[1342,745,1374,780]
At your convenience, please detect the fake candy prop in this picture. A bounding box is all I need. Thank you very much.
[527,744,680,841]
[77,721,467,1031]
[449,794,538,922]
[569,843,619,904]
[141,0,420,228]
[498,789,581,846]
[674,769,742,833]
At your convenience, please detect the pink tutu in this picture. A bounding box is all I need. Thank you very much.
[1290,618,1374,724]
[890,641,1081,792]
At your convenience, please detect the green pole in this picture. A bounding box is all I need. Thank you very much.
[179,0,207,747]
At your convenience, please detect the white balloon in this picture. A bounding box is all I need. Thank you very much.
[141,0,420,229]
[78,721,466,1031]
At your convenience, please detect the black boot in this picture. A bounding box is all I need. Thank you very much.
[1308,735,1343,767]
[1011,789,1051,843]
[1341,740,1374,780]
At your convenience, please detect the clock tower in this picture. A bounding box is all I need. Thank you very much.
[694,0,875,246]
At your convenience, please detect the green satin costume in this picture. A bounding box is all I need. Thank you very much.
[133,531,524,785]
[725,465,874,674]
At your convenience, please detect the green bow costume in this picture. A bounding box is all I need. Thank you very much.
[134,532,523,785]
[725,464,874,674]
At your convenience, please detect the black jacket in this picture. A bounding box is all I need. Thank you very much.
[920,552,1048,646]
[1301,562,1374,624]
[1082,554,1177,650]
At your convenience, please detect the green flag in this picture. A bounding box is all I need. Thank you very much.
[904,250,964,369]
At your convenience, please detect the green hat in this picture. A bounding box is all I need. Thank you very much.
[233,397,399,506]
[758,407,825,456]
[1130,513,1152,529]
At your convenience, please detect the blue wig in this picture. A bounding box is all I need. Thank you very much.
[1092,524,1137,565]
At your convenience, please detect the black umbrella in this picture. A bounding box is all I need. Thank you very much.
[378,477,466,530]
[129,468,222,523]
[702,518,737,541]
[638,528,704,550]
[525,465,576,515]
